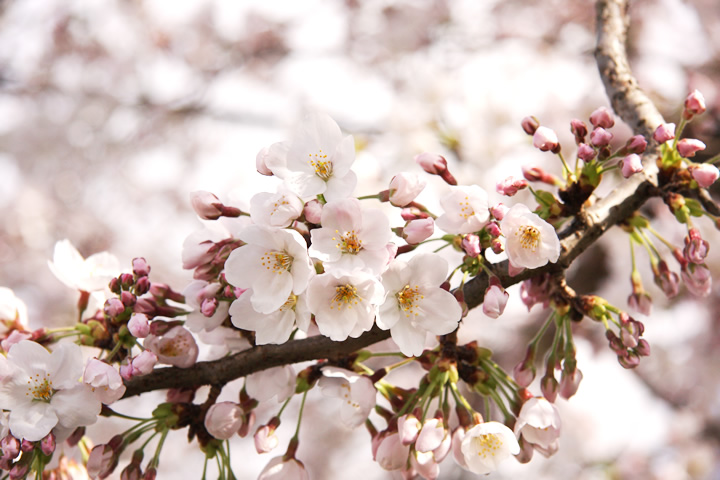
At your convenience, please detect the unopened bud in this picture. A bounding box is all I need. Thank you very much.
[533,126,560,153]
[521,116,540,135]
[677,138,706,158]
[589,106,615,129]
[653,123,675,144]
[683,89,706,119]
[570,119,588,144]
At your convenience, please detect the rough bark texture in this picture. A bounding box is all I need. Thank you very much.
[123,0,667,399]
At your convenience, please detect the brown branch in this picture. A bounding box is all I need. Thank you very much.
[124,0,667,399]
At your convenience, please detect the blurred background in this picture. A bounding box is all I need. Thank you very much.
[1,0,720,478]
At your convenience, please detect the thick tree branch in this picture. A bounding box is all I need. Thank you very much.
[124,0,666,399]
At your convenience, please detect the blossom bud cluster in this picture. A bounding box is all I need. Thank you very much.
[606,313,650,369]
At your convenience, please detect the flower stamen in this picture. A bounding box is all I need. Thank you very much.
[473,433,503,459]
[308,150,333,180]
[396,285,424,317]
[516,225,541,252]
[27,373,54,402]
[333,230,363,254]
[260,251,293,275]
[330,284,361,310]
[457,196,475,219]
[280,293,298,312]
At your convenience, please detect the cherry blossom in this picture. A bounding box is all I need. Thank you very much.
[460,421,519,474]
[258,456,309,480]
[143,326,198,368]
[306,271,384,341]
[249,188,304,228]
[83,358,126,405]
[0,341,101,441]
[388,173,426,207]
[224,225,314,314]
[690,163,720,188]
[269,112,357,201]
[47,239,120,292]
[245,365,295,404]
[318,367,376,428]
[204,402,244,440]
[501,204,560,269]
[374,432,410,471]
[308,197,392,275]
[377,253,461,356]
[435,185,490,234]
[514,397,561,455]
[0,288,27,334]
[229,289,311,345]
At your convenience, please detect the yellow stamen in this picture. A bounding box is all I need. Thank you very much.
[457,195,475,219]
[516,225,541,251]
[308,149,333,180]
[330,284,361,310]
[473,434,503,459]
[396,285,424,317]
[260,251,293,275]
[334,230,363,254]
[27,372,54,401]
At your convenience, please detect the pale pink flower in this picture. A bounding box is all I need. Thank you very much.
[451,427,468,469]
[621,154,644,178]
[403,218,434,245]
[0,288,28,333]
[48,239,120,292]
[682,263,712,297]
[127,313,150,338]
[435,185,490,234]
[375,432,410,471]
[318,367,376,428]
[87,444,116,479]
[249,189,304,228]
[482,281,509,318]
[254,424,279,453]
[398,414,421,445]
[690,163,720,188]
[229,289,311,345]
[258,456,309,480]
[245,365,295,404]
[532,126,559,152]
[589,106,615,129]
[306,271,384,341]
[204,402,244,440]
[411,450,440,480]
[653,123,675,144]
[415,418,446,453]
[677,138,706,158]
[83,359,126,404]
[224,225,314,314]
[143,326,198,368]
[273,112,357,201]
[389,173,426,207]
[377,254,461,356]
[182,281,229,334]
[514,397,561,454]
[309,198,391,275]
[255,145,276,176]
[501,204,560,269]
[0,341,101,441]
[460,422,519,474]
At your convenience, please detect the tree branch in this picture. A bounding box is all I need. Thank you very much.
[123,0,666,399]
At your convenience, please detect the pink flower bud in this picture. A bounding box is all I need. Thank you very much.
[635,339,651,357]
[495,176,528,197]
[255,146,274,176]
[677,138,706,158]
[486,222,501,238]
[653,123,675,144]
[628,292,652,316]
[570,119,588,144]
[577,143,596,162]
[40,432,56,456]
[621,154,643,178]
[482,278,508,319]
[618,351,640,369]
[128,313,150,338]
[589,106,615,129]
[682,263,712,297]
[416,418,446,453]
[690,163,720,188]
[190,191,224,220]
[104,298,125,318]
[590,127,613,147]
[461,234,481,258]
[559,368,583,400]
[540,374,558,403]
[625,134,647,154]
[205,402,244,440]
[254,423,280,454]
[532,126,559,152]
[403,218,434,244]
[303,199,323,224]
[398,414,421,446]
[200,297,218,317]
[131,350,158,376]
[521,165,559,185]
[389,173,426,207]
[375,432,410,471]
[414,153,448,175]
[400,206,429,221]
[489,203,509,221]
[684,228,709,264]
[521,116,540,135]
[132,257,151,277]
[87,444,116,479]
[684,89,706,119]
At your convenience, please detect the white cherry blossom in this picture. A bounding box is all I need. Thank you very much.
[0,341,101,441]
[460,421,520,474]
[501,204,560,269]
[47,239,120,292]
[435,185,490,234]
[306,271,384,341]
[377,254,461,356]
[309,197,392,275]
[258,456,309,480]
[143,326,199,368]
[0,287,28,334]
[318,367,376,428]
[224,225,314,314]
[229,289,311,345]
[514,397,561,454]
[269,112,357,201]
[83,358,126,405]
[249,188,304,228]
[245,365,295,404]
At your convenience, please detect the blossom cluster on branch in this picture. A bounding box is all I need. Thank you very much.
[1,1,720,475]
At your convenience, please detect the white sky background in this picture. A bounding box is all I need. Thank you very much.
[1,0,720,478]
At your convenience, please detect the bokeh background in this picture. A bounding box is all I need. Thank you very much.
[2,0,720,478]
